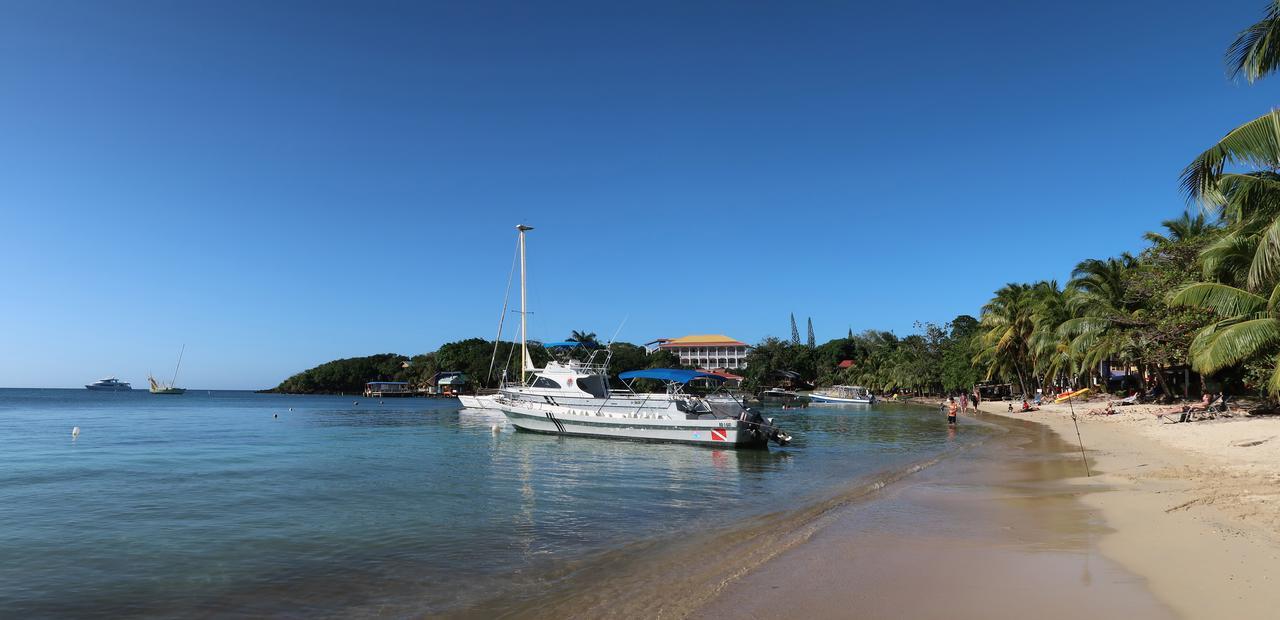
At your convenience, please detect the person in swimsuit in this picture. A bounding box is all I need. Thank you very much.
[947,397,958,425]
[958,392,969,415]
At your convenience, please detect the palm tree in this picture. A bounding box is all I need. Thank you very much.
[568,330,597,345]
[1143,211,1214,246]
[1227,0,1280,83]
[975,283,1039,396]
[1171,282,1280,394]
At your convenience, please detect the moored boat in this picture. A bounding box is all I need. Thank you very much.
[809,385,876,404]
[488,224,791,448]
[86,377,132,391]
[149,345,187,395]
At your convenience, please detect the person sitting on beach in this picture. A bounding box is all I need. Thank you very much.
[947,397,958,425]
[1020,399,1038,412]
[1088,401,1116,416]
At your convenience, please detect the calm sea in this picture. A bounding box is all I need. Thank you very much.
[0,389,991,617]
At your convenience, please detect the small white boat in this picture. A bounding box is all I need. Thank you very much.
[486,224,790,448]
[809,385,876,404]
[458,393,500,410]
[85,377,131,391]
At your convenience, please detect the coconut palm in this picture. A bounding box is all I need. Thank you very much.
[975,283,1039,395]
[1171,282,1280,394]
[568,330,597,345]
[1143,211,1214,246]
[1227,0,1280,83]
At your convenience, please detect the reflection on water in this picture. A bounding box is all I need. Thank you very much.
[0,390,991,617]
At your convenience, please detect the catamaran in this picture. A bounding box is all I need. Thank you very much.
[809,385,876,404]
[149,345,187,395]
[488,225,791,448]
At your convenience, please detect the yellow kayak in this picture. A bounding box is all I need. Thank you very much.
[1053,388,1091,403]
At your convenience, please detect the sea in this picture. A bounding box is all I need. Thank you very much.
[0,389,995,617]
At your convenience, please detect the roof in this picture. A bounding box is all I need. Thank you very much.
[657,334,747,348]
[438,374,468,385]
[702,369,744,381]
[838,360,855,368]
[366,381,408,386]
[618,368,727,383]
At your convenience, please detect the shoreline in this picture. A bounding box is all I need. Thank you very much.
[696,398,1280,618]
[972,397,1280,618]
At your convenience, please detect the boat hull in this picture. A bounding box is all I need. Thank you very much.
[150,388,186,395]
[498,402,768,448]
[458,394,499,410]
[809,394,874,404]
[85,384,131,391]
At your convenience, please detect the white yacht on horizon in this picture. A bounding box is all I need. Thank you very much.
[85,377,132,391]
[486,224,791,449]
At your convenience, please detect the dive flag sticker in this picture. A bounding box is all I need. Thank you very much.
[711,428,728,441]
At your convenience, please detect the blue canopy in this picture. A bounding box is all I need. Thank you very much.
[618,368,726,383]
[542,340,600,349]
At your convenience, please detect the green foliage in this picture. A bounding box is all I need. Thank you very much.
[269,353,409,394]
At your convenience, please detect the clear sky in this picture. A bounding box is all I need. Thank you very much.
[2,0,1276,389]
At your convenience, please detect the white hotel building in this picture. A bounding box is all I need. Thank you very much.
[647,334,750,370]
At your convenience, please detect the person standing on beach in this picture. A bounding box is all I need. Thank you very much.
[958,392,969,415]
[969,392,978,413]
[946,397,958,425]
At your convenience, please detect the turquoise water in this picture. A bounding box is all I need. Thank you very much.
[0,389,987,616]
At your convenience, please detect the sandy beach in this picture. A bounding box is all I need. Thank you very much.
[695,399,1280,619]
[976,398,1280,618]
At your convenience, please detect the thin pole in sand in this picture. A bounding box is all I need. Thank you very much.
[1066,394,1091,477]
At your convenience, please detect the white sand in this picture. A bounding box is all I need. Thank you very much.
[975,398,1280,618]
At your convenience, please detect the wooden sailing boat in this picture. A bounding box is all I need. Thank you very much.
[149,345,187,395]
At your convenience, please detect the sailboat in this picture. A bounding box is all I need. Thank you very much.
[149,345,187,395]
[490,225,791,448]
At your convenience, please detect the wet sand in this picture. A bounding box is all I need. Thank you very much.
[697,415,1176,619]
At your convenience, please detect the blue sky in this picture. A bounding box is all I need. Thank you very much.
[1,0,1276,389]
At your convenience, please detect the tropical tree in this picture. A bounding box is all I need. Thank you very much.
[569,330,598,344]
[1171,282,1280,394]
[1227,0,1280,83]
[974,283,1039,396]
[1144,211,1214,247]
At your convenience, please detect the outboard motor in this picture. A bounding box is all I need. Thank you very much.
[741,407,792,446]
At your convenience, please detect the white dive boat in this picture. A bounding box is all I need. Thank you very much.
[86,377,132,391]
[809,385,876,404]
[490,224,791,449]
[149,345,187,395]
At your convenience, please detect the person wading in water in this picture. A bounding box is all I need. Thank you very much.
[946,397,958,426]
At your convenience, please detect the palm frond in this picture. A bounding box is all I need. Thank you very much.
[1181,109,1280,203]
[1169,282,1267,316]
[1227,1,1280,83]
[1195,318,1280,373]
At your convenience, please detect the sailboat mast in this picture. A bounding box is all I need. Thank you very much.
[170,344,185,388]
[517,225,533,380]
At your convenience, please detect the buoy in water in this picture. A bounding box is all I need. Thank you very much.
[273,413,278,419]
[491,424,500,434]
[288,408,293,412]
[71,426,80,438]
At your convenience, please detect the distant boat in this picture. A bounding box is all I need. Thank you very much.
[86,377,131,391]
[758,388,801,403]
[810,385,876,404]
[149,345,187,395]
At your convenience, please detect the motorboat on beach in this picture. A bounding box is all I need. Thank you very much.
[85,377,132,391]
[809,385,876,404]
[486,224,791,448]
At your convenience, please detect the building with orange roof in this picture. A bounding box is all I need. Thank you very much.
[645,334,750,370]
